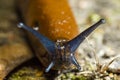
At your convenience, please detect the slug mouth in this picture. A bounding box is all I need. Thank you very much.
[45,40,72,72]
[18,19,105,72]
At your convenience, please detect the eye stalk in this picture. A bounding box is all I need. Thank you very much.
[17,19,105,72]
[18,23,56,55]
[67,19,105,53]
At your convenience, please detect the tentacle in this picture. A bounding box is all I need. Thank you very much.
[18,23,56,55]
[70,54,81,70]
[45,61,55,72]
[67,19,105,53]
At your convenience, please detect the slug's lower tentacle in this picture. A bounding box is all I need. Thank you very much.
[70,54,81,71]
[45,61,55,72]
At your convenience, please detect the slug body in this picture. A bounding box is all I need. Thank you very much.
[18,0,105,72]
[19,0,79,40]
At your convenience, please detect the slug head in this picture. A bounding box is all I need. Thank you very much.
[45,39,81,72]
[18,19,105,72]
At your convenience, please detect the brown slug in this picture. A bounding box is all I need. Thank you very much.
[18,0,105,72]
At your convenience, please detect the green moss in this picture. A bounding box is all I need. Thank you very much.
[8,67,46,80]
[56,72,94,80]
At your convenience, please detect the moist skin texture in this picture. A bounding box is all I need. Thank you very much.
[18,0,79,70]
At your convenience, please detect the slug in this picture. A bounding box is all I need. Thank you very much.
[18,0,105,72]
